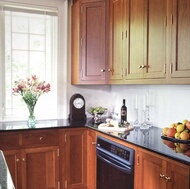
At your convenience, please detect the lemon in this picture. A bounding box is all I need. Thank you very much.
[182,119,188,126]
[176,124,185,133]
[170,123,176,128]
[174,132,180,139]
[162,127,169,136]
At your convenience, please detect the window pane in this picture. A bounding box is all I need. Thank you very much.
[3,9,57,120]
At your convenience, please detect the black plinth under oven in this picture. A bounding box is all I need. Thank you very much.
[96,136,134,189]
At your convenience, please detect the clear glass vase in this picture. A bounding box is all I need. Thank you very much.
[27,105,36,128]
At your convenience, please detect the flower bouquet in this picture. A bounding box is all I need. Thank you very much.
[12,75,50,128]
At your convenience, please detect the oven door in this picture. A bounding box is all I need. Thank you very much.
[97,150,134,189]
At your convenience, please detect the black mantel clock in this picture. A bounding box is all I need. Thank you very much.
[69,93,86,121]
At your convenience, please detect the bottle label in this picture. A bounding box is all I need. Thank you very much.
[121,110,126,116]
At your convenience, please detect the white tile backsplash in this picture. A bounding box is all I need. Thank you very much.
[68,84,190,128]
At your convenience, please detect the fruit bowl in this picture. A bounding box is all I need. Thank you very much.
[162,138,190,157]
[87,106,108,116]
[161,119,190,143]
[87,106,108,124]
[161,135,190,144]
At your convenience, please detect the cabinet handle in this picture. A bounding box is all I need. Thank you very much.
[40,137,43,140]
[165,176,171,182]
[141,64,146,68]
[22,158,25,161]
[159,174,165,179]
[108,69,112,72]
[16,159,20,162]
[138,65,142,69]
[101,69,105,72]
[92,142,96,145]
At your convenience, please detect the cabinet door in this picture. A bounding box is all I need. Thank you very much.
[166,161,190,189]
[4,150,22,189]
[126,0,145,80]
[126,0,167,80]
[171,0,190,79]
[87,129,97,189]
[143,0,167,79]
[136,149,166,189]
[80,1,107,83]
[109,0,123,81]
[64,129,87,189]
[22,146,59,189]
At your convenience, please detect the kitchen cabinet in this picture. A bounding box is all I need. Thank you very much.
[170,0,190,84]
[136,148,190,189]
[0,130,60,189]
[71,0,109,84]
[109,0,167,84]
[108,0,124,82]
[59,128,87,189]
[87,129,97,189]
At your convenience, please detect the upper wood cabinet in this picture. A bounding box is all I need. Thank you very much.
[71,0,109,84]
[170,0,190,84]
[108,0,124,82]
[109,0,167,84]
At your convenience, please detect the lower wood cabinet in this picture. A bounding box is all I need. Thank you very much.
[136,148,190,189]
[59,128,87,189]
[1,128,189,189]
[87,129,97,189]
[4,146,59,189]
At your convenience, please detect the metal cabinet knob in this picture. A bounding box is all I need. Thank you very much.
[22,158,25,161]
[159,174,165,179]
[138,64,146,69]
[92,142,96,145]
[165,176,171,182]
[108,69,112,72]
[40,137,43,140]
[101,69,105,72]
[16,159,20,162]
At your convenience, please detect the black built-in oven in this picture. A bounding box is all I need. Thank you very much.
[96,136,134,189]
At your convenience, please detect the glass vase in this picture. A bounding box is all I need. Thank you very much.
[27,105,36,128]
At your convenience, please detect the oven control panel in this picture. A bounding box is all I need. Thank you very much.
[110,145,130,160]
[96,136,134,165]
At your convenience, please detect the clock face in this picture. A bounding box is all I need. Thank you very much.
[73,98,85,109]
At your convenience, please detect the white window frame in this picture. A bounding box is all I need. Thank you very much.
[0,0,68,121]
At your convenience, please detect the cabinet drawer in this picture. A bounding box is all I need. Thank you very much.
[0,132,21,150]
[22,130,59,147]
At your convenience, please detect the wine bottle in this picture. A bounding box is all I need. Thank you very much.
[121,99,127,124]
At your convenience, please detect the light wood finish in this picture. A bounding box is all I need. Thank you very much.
[136,148,190,189]
[109,0,124,81]
[87,129,97,189]
[126,0,167,82]
[170,0,190,84]
[59,128,87,189]
[108,0,167,84]
[71,0,108,84]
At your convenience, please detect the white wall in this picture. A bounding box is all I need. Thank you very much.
[67,84,190,128]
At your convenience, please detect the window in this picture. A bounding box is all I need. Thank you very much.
[0,2,59,121]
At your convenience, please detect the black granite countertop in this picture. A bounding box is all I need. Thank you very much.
[0,151,15,189]
[0,118,189,165]
[86,118,190,166]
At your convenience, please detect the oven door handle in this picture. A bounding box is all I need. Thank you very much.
[97,151,133,174]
